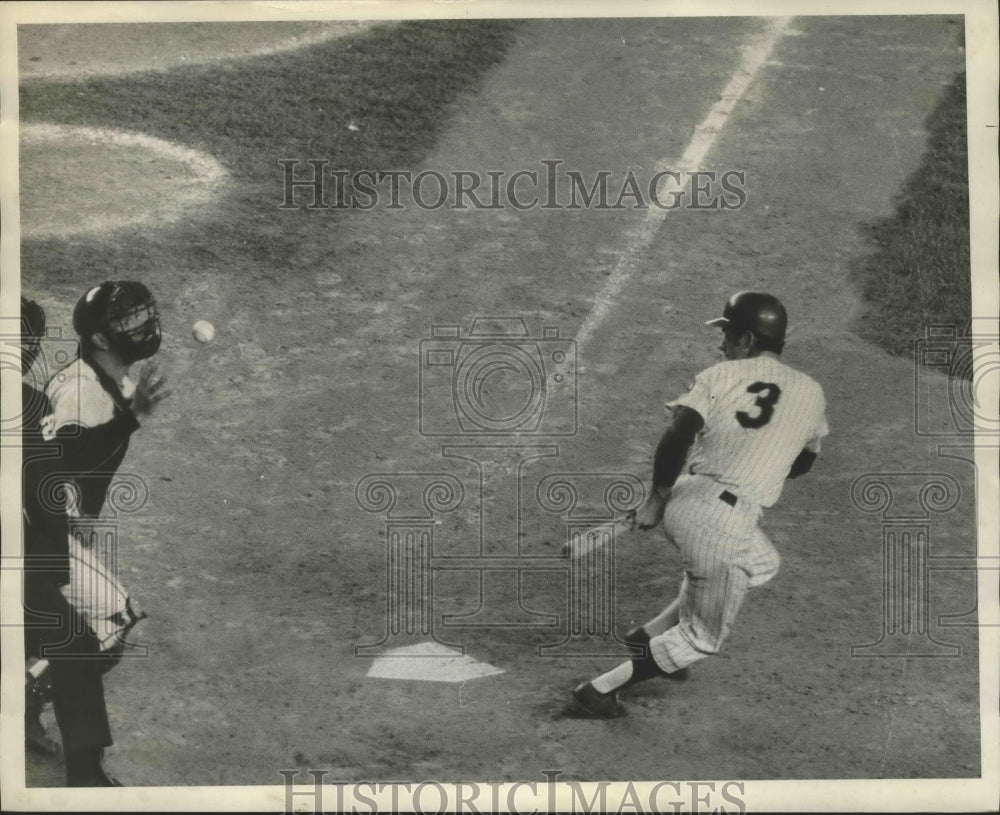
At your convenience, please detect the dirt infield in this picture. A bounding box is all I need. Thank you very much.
[16,13,983,801]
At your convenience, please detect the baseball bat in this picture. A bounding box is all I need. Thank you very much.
[560,515,635,559]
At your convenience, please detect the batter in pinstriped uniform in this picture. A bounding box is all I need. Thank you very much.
[571,292,829,719]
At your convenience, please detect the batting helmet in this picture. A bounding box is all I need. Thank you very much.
[73,281,162,364]
[705,291,787,343]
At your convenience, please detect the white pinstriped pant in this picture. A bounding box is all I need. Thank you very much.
[649,474,780,673]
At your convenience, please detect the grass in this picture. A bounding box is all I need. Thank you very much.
[851,71,971,367]
[19,20,520,292]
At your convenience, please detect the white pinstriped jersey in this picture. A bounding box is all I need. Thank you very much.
[667,355,828,508]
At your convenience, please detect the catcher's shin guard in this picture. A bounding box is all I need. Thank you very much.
[62,536,148,672]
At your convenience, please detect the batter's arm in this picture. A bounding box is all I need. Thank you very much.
[633,406,705,529]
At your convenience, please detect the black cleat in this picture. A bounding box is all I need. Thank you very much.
[622,626,690,681]
[570,682,628,719]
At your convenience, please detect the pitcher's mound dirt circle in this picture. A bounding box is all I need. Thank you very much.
[19,124,228,239]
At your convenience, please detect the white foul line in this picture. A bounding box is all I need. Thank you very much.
[574,17,794,356]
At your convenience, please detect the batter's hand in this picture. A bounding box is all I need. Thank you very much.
[630,489,670,531]
[131,361,171,416]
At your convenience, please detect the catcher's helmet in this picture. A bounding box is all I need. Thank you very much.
[706,291,787,343]
[73,281,162,364]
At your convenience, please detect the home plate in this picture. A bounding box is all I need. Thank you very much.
[366,642,504,683]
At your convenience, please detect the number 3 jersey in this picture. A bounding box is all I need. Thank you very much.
[667,355,829,508]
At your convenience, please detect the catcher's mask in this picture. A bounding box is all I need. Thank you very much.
[73,281,162,364]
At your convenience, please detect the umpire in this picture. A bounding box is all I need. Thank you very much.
[20,296,119,787]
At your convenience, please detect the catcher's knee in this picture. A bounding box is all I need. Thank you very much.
[98,596,149,674]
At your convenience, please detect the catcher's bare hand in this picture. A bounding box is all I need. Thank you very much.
[631,490,670,531]
[131,361,171,416]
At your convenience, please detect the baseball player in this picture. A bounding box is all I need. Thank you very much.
[34,281,169,783]
[571,292,828,718]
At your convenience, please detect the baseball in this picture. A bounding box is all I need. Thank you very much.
[192,320,215,343]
